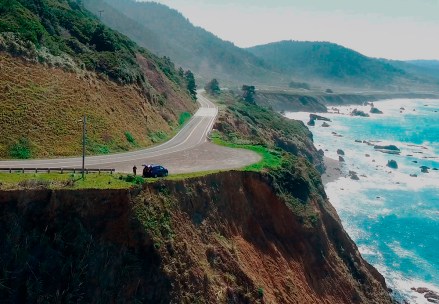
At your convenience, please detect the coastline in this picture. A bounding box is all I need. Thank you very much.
[322,156,343,185]
[300,98,439,304]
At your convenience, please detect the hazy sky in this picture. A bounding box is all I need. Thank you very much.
[149,0,439,60]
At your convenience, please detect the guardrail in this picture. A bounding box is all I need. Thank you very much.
[0,168,115,174]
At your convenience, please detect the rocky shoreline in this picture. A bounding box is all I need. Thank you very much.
[299,100,439,304]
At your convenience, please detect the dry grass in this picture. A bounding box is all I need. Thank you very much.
[0,53,196,158]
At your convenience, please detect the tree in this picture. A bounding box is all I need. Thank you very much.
[204,78,220,95]
[184,70,197,100]
[242,85,256,104]
[178,67,184,78]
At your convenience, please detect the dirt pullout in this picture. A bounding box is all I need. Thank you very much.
[0,52,196,158]
[0,171,392,303]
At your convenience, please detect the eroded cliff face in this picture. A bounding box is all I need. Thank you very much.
[0,171,392,303]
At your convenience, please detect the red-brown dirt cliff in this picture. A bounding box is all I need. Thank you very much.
[0,171,392,303]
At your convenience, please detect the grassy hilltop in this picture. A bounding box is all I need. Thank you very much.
[0,0,196,159]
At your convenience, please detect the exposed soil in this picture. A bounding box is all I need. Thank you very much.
[0,171,392,303]
[0,52,196,158]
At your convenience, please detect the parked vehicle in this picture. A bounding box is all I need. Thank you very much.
[142,164,168,178]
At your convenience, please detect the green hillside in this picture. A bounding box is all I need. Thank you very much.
[247,40,438,90]
[0,0,189,86]
[0,0,196,158]
[84,0,282,85]
[390,60,439,82]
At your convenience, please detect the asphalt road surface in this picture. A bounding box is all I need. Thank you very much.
[0,93,261,174]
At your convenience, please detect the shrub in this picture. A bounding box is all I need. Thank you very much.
[257,287,264,298]
[178,112,191,126]
[123,174,144,185]
[9,137,32,159]
[124,131,136,144]
[149,131,168,143]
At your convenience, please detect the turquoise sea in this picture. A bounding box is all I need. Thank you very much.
[286,99,439,303]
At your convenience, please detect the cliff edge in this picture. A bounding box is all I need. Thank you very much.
[0,168,392,303]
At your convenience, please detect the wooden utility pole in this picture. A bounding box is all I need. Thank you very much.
[98,10,104,19]
[82,115,86,180]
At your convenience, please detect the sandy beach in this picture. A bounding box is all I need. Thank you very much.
[322,156,343,185]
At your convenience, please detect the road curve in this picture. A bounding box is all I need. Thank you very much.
[0,93,261,174]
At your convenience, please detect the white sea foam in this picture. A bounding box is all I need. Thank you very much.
[286,99,439,303]
[376,263,439,304]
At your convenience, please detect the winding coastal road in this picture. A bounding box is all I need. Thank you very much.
[0,93,261,174]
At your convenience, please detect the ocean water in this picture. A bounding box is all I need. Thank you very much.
[286,99,439,303]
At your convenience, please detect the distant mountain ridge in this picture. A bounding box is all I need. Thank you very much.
[247,40,438,90]
[84,0,281,85]
[84,0,438,91]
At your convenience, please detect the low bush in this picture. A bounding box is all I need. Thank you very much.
[178,112,191,126]
[124,131,136,144]
[9,137,32,159]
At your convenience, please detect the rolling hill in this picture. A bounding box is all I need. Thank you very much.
[83,0,283,85]
[0,0,196,158]
[84,0,438,91]
[247,40,439,91]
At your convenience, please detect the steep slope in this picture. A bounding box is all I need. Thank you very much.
[212,99,326,173]
[0,0,196,158]
[247,40,438,91]
[390,59,439,82]
[0,170,392,303]
[0,88,393,302]
[84,0,282,85]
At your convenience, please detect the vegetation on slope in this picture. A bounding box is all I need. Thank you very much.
[1,0,180,85]
[0,91,391,303]
[83,0,281,85]
[0,0,197,158]
[247,40,439,90]
[210,91,325,173]
[83,0,439,91]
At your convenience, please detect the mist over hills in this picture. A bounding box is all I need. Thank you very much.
[84,0,281,85]
[248,41,420,90]
[84,0,439,91]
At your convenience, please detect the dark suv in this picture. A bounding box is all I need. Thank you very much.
[142,165,168,178]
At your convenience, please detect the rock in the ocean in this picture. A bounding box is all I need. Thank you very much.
[421,166,430,173]
[370,107,383,114]
[355,140,362,143]
[412,287,439,303]
[349,171,360,180]
[374,145,401,154]
[387,160,398,169]
[307,118,315,126]
[351,109,370,117]
[350,174,359,180]
[310,114,331,121]
[339,156,345,162]
[410,174,418,177]
[322,122,330,127]
[337,149,345,156]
